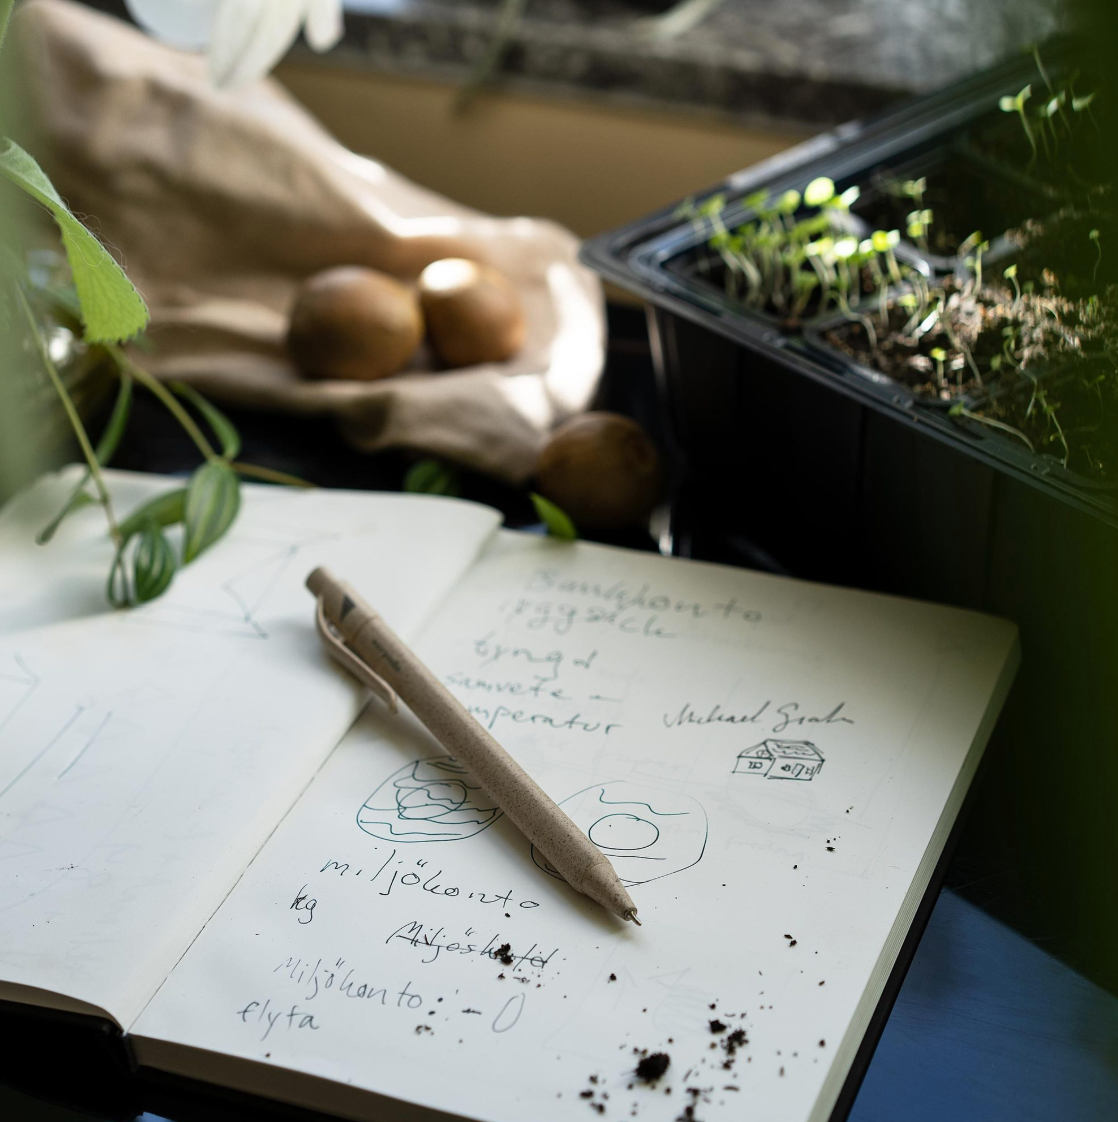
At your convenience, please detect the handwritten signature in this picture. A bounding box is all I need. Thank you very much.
[663,700,854,735]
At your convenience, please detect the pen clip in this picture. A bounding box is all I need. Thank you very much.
[315,597,399,714]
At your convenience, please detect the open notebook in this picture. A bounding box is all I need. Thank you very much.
[0,468,1019,1122]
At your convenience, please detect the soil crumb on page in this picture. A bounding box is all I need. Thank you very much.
[635,1052,671,1082]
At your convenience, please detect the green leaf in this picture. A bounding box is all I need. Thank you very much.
[106,537,133,608]
[183,461,240,563]
[403,458,462,497]
[117,487,187,541]
[37,376,134,544]
[132,521,176,603]
[172,382,242,460]
[529,493,577,541]
[0,140,149,343]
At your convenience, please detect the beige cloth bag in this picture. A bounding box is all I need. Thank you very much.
[12,0,606,482]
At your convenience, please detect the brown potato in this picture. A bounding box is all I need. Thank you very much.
[417,258,526,368]
[287,266,423,381]
[536,412,663,530]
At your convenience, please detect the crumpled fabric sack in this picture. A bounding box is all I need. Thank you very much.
[12,0,606,482]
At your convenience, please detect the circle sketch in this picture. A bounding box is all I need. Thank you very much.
[357,756,502,843]
[531,781,708,887]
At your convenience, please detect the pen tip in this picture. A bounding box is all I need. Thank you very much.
[627,910,642,926]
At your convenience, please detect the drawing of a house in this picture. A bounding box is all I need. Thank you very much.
[734,739,824,781]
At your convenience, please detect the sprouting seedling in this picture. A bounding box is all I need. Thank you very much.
[871,228,903,285]
[803,177,835,208]
[789,270,820,319]
[831,185,861,213]
[906,208,933,253]
[950,402,1035,452]
[1000,84,1037,166]
[960,232,987,290]
[1036,90,1067,158]
[777,189,801,213]
[929,346,947,389]
[1071,90,1098,130]
[859,238,889,325]
[1090,228,1102,283]
[1004,263,1021,303]
[903,177,926,208]
[831,235,877,349]
[896,291,923,336]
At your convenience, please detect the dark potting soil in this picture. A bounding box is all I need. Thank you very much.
[821,281,1012,401]
[972,358,1118,480]
[824,282,1118,480]
[1004,207,1118,300]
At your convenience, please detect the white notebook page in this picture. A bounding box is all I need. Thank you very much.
[0,471,500,1025]
[133,532,1018,1122]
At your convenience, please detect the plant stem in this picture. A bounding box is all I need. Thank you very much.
[457,0,526,109]
[954,405,1035,452]
[106,345,218,461]
[1018,105,1038,167]
[0,0,16,59]
[231,461,313,488]
[16,283,120,542]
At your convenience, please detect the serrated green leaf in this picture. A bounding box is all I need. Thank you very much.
[117,487,187,541]
[172,381,242,460]
[0,140,149,343]
[132,521,176,603]
[403,458,462,497]
[183,461,240,563]
[37,376,133,543]
[529,493,577,541]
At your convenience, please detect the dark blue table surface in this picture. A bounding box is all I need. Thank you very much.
[5,887,1117,1122]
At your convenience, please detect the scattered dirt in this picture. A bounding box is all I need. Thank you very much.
[635,1053,671,1083]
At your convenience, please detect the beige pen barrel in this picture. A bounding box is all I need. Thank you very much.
[307,567,639,923]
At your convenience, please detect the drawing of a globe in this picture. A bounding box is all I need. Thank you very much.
[531,781,707,886]
[357,756,502,843]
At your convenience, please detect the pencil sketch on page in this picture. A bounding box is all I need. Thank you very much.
[531,781,708,887]
[357,756,503,843]
[0,652,39,738]
[122,524,340,640]
[734,739,825,781]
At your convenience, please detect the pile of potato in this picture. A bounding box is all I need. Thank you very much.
[287,259,525,381]
[286,261,663,531]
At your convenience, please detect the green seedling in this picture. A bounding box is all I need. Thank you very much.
[871,228,903,284]
[803,177,835,207]
[1004,263,1021,302]
[1000,84,1037,166]
[906,208,933,251]
[930,346,947,388]
[960,233,988,291]
[1071,90,1098,130]
[1090,228,1102,282]
[950,402,1035,452]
